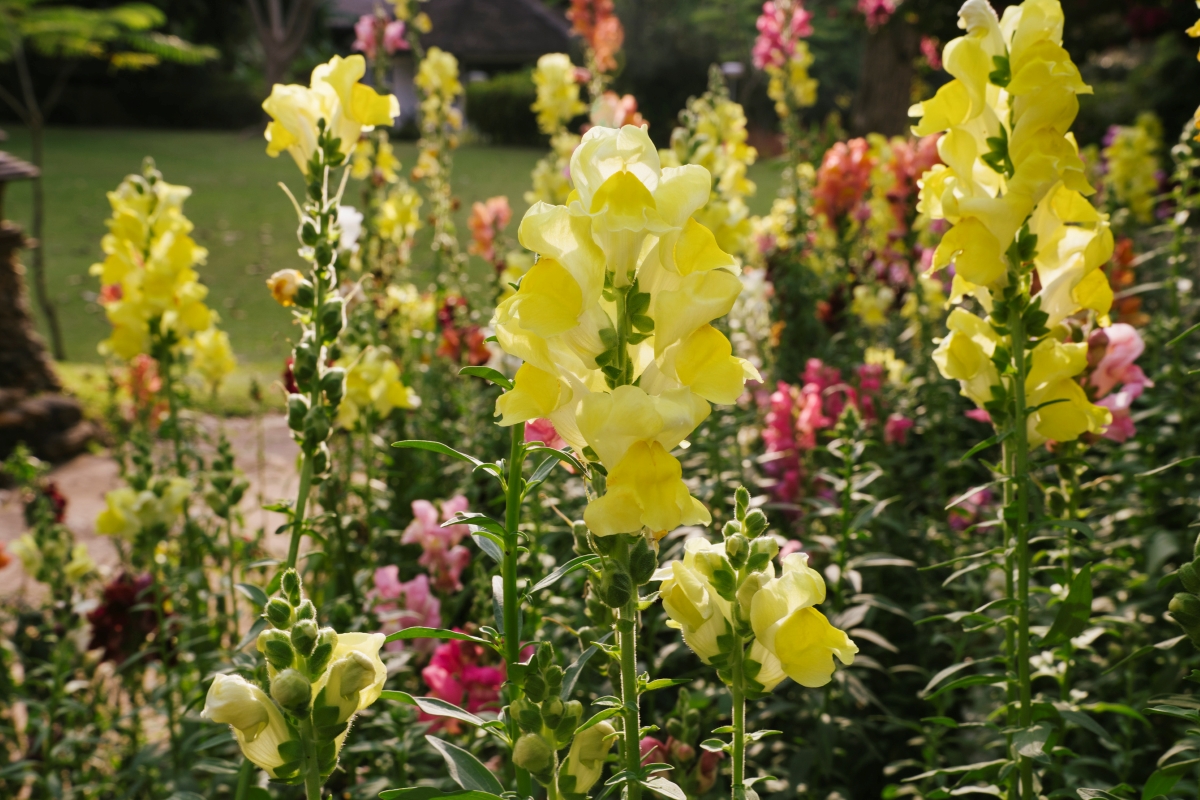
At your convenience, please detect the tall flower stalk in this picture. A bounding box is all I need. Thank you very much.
[914,1,1115,796]
[261,54,399,569]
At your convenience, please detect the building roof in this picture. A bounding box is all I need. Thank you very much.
[331,0,571,65]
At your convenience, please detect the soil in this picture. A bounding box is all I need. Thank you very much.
[0,414,301,602]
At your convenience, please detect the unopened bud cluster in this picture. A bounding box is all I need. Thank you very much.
[510,642,585,784]
[1171,533,1200,649]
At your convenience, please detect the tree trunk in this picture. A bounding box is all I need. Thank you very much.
[248,0,318,92]
[0,222,100,462]
[29,118,66,360]
[848,17,921,137]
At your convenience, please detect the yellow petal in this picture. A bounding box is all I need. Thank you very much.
[495,363,567,425]
[673,217,738,277]
[351,82,399,127]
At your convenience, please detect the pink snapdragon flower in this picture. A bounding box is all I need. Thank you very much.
[1095,384,1143,443]
[814,138,875,225]
[353,14,409,59]
[422,638,505,731]
[1089,324,1149,398]
[761,382,803,503]
[752,1,813,70]
[526,417,567,451]
[884,413,914,445]
[467,196,512,267]
[858,0,899,30]
[372,568,442,652]
[920,35,942,70]
[401,496,473,592]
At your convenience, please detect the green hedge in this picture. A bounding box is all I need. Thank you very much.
[465,69,543,147]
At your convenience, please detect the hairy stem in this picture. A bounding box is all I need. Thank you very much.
[502,419,532,796]
[1011,308,1033,800]
[619,591,643,800]
[730,638,746,800]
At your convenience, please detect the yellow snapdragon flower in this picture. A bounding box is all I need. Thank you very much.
[416,47,463,133]
[532,53,586,135]
[191,327,236,391]
[336,346,420,429]
[495,125,759,537]
[95,478,193,541]
[263,54,400,174]
[1101,112,1161,224]
[658,537,747,662]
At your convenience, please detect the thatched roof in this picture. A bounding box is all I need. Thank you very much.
[0,151,39,183]
[331,0,571,65]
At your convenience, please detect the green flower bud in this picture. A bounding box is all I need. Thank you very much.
[258,628,295,670]
[1170,593,1200,628]
[722,520,740,540]
[286,393,310,432]
[335,651,377,698]
[725,534,749,569]
[744,508,769,538]
[602,570,632,609]
[300,220,319,246]
[293,336,319,385]
[291,618,318,657]
[321,368,345,406]
[270,668,312,714]
[310,442,330,479]
[537,641,554,671]
[309,628,338,677]
[319,297,345,343]
[295,599,316,621]
[513,733,553,775]
[314,239,334,268]
[1193,531,1200,560]
[629,536,658,586]
[735,486,751,521]
[746,537,779,572]
[545,665,564,692]
[512,697,543,732]
[293,279,315,309]
[303,406,331,450]
[280,570,302,606]
[558,721,615,795]
[524,672,547,703]
[555,699,583,745]
[541,696,565,730]
[590,532,619,556]
[1182,562,1200,595]
[265,597,294,629]
[666,718,684,739]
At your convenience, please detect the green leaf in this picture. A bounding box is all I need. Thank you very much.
[381,692,504,737]
[235,582,268,608]
[1039,563,1091,648]
[576,707,621,735]
[699,738,728,753]
[525,445,587,474]
[962,430,1012,461]
[847,497,899,534]
[923,674,1005,701]
[424,735,505,794]
[471,532,504,564]
[562,633,614,698]
[391,440,482,467]
[1044,519,1095,540]
[946,481,1004,511]
[641,776,687,800]
[1137,457,1200,478]
[450,513,508,538]
[643,678,692,692]
[458,366,513,390]
[380,790,505,800]
[384,628,495,648]
[920,660,996,698]
[1143,770,1184,800]
[530,554,601,594]
[1013,725,1050,760]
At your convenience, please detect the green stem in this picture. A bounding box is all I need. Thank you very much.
[152,571,180,776]
[1011,309,1033,800]
[301,721,324,800]
[502,419,532,796]
[730,639,746,800]
[234,758,253,800]
[287,455,315,570]
[226,515,240,646]
[619,592,643,800]
[1002,441,1018,800]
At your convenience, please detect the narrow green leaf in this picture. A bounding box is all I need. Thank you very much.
[380,789,505,800]
[530,554,601,594]
[961,430,1012,461]
[1040,563,1092,647]
[384,627,495,648]
[391,440,482,467]
[458,366,513,390]
[234,583,268,608]
[562,632,614,698]
[471,532,504,563]
[425,735,505,794]
[641,776,687,800]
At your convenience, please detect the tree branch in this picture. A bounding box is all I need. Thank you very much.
[42,60,78,119]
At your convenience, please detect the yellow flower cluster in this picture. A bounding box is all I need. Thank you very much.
[91,167,234,387]
[1101,111,1161,224]
[526,130,581,206]
[376,182,423,247]
[767,45,817,120]
[851,284,896,328]
[96,477,193,541]
[335,345,420,429]
[658,540,856,689]
[663,75,759,257]
[532,53,586,136]
[914,0,1114,445]
[351,133,401,184]
[389,0,431,32]
[494,125,760,537]
[416,47,464,134]
[382,283,436,339]
[263,54,399,174]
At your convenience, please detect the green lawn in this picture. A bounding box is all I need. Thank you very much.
[2,127,784,367]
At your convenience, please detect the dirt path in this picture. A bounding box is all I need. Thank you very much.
[0,414,300,602]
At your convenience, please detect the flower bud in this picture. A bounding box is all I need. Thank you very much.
[544,665,564,692]
[300,220,320,246]
[265,597,294,629]
[291,618,318,657]
[270,668,312,714]
[336,651,378,698]
[513,733,553,774]
[746,537,779,573]
[671,741,695,762]
[1181,563,1200,595]
[541,696,565,730]
[602,570,632,608]
[524,672,547,703]
[725,534,749,569]
[295,599,316,621]
[311,442,330,478]
[314,239,334,268]
[537,641,554,670]
[286,394,309,432]
[511,697,543,732]
[558,721,615,796]
[744,508,769,538]
[555,700,583,745]
[280,570,302,606]
[293,336,319,385]
[258,629,295,670]
[321,368,345,406]
[319,297,345,342]
[294,279,315,309]
[309,627,338,676]
[303,406,331,450]
[735,486,751,521]
[1170,593,1200,628]
[629,536,658,585]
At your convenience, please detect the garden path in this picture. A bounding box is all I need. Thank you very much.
[0,414,300,602]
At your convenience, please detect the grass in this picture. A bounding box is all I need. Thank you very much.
[2,126,785,371]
